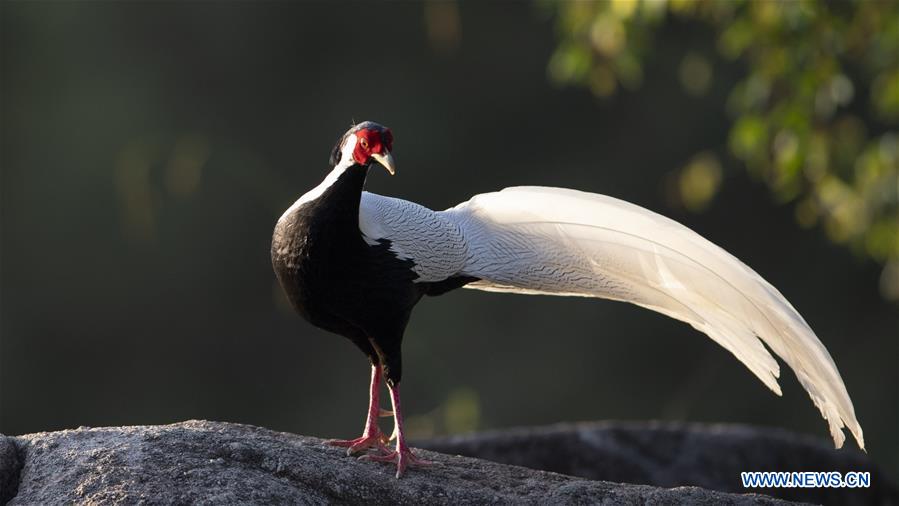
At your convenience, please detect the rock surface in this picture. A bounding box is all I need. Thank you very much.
[0,436,21,505]
[419,421,897,506]
[1,420,798,505]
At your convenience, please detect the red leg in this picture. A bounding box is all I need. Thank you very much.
[325,364,389,455]
[359,382,433,478]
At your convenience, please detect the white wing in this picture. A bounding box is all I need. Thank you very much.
[359,192,468,282]
[440,186,864,450]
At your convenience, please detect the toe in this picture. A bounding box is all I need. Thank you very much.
[358,452,397,463]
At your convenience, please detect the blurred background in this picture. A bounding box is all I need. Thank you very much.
[2,0,896,482]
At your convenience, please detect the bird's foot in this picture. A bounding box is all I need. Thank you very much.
[359,444,434,478]
[325,431,390,456]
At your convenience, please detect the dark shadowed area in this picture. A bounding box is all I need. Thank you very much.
[1,0,896,487]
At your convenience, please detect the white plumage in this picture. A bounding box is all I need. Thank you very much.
[360,193,468,282]
[359,185,865,450]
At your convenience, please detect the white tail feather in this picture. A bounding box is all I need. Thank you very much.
[442,186,864,449]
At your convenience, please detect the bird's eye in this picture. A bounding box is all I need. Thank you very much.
[360,138,369,149]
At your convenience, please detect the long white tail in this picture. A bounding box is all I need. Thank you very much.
[442,186,864,449]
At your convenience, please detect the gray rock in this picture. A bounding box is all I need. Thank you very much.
[0,435,22,504]
[1,420,795,505]
[418,421,898,506]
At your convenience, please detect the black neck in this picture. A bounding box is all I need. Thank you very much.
[319,163,368,226]
[288,162,370,245]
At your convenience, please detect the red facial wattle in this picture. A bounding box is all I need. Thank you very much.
[353,128,393,165]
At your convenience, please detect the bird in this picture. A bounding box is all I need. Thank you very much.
[271,121,865,478]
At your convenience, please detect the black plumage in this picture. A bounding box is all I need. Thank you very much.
[272,132,476,389]
[272,124,480,476]
[272,163,420,384]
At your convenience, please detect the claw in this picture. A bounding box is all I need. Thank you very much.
[336,371,430,478]
[379,408,394,417]
[325,432,390,456]
[327,365,391,456]
[359,445,434,478]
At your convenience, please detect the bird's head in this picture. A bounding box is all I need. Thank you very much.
[330,121,396,175]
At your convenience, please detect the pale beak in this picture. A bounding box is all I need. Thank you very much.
[371,151,396,176]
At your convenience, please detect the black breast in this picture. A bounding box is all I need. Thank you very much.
[271,165,422,347]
